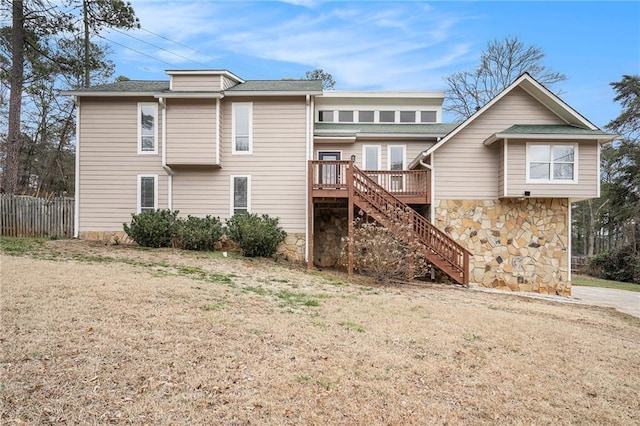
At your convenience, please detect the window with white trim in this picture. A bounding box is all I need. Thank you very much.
[388,145,406,191]
[319,110,333,122]
[231,175,251,216]
[527,143,577,182]
[400,111,416,123]
[363,145,381,170]
[138,103,158,154]
[379,111,395,123]
[138,175,157,213]
[359,110,374,122]
[338,110,354,122]
[232,103,252,154]
[420,111,437,123]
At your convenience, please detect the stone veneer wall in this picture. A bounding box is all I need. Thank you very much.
[79,230,306,262]
[434,198,570,295]
[313,207,348,268]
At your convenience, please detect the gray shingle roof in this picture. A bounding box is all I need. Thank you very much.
[314,123,457,137]
[499,124,611,136]
[79,80,170,92]
[226,80,323,92]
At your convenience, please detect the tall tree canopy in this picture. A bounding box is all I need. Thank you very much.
[1,0,138,195]
[304,69,335,90]
[444,36,567,121]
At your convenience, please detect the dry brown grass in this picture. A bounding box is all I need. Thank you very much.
[1,240,639,425]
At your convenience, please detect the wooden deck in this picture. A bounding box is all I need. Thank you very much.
[309,160,430,204]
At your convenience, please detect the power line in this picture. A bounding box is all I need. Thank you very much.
[109,27,212,68]
[96,34,176,67]
[138,26,220,63]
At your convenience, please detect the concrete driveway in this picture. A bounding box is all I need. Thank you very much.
[571,286,640,318]
[471,285,640,318]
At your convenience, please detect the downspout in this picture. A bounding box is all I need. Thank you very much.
[159,96,173,210]
[73,96,80,238]
[305,94,311,262]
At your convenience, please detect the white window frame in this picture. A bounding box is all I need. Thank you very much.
[138,102,158,154]
[230,175,251,216]
[362,145,381,170]
[388,145,406,192]
[387,145,406,170]
[137,174,158,213]
[232,102,253,155]
[526,142,579,184]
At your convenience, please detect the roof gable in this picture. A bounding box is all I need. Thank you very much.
[425,73,600,157]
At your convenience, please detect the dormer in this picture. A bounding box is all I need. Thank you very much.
[167,69,244,92]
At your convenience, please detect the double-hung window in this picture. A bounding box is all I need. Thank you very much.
[138,103,158,154]
[232,103,252,154]
[138,175,157,213]
[231,175,251,216]
[527,143,577,182]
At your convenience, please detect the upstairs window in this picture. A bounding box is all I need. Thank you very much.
[338,110,354,122]
[379,111,395,123]
[400,111,416,123]
[527,144,577,182]
[138,103,158,154]
[420,111,437,123]
[359,111,374,122]
[233,103,252,154]
[319,110,334,122]
[138,175,157,213]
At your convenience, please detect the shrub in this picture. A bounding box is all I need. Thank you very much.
[123,209,179,248]
[343,207,429,283]
[176,215,223,251]
[226,213,287,257]
[590,245,640,284]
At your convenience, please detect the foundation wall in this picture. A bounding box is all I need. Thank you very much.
[434,198,570,295]
[313,207,348,268]
[79,230,306,262]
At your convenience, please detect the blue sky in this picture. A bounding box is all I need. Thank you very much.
[103,1,640,127]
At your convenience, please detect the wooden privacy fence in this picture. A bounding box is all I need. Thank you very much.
[0,194,74,238]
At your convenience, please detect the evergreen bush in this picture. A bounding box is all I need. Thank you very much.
[176,215,223,251]
[123,209,179,248]
[226,213,286,257]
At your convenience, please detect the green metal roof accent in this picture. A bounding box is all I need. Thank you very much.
[78,80,170,93]
[314,122,457,137]
[226,80,323,92]
[499,124,612,136]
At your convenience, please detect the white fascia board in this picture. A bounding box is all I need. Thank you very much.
[320,90,445,99]
[154,92,223,99]
[224,90,323,97]
[165,69,245,83]
[484,133,617,146]
[517,77,598,130]
[356,133,443,140]
[314,136,357,144]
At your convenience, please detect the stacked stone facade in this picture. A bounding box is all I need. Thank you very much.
[434,198,570,295]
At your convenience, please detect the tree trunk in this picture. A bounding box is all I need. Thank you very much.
[83,0,90,87]
[6,0,25,194]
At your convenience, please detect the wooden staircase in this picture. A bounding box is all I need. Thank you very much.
[351,165,470,286]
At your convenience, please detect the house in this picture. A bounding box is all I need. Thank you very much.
[65,70,616,295]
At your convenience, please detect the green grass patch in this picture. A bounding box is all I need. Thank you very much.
[573,274,640,292]
[0,237,47,255]
[275,290,321,308]
[340,321,365,333]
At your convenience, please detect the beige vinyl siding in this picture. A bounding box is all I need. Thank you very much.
[79,97,167,232]
[314,140,426,170]
[171,74,221,91]
[171,96,308,233]
[434,87,565,200]
[506,140,598,198]
[165,99,217,166]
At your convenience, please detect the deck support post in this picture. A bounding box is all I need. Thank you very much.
[307,161,314,272]
[347,161,354,276]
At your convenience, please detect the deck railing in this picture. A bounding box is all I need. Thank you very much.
[310,161,430,200]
